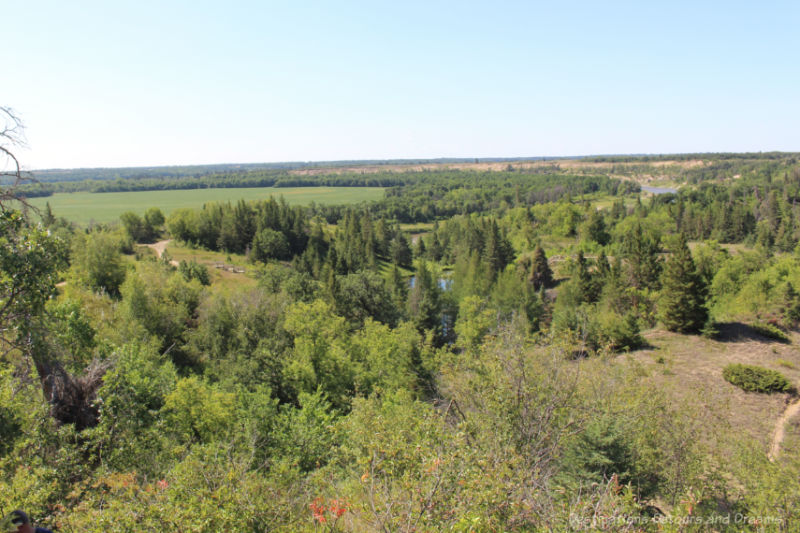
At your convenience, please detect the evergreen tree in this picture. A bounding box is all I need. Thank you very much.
[658,234,708,333]
[581,210,610,245]
[389,264,408,312]
[596,249,611,280]
[42,202,56,227]
[528,245,553,290]
[390,229,412,267]
[621,222,661,290]
[573,251,599,304]
[428,232,443,262]
[408,262,442,342]
[413,236,426,259]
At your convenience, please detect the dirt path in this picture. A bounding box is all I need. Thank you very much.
[146,239,179,266]
[769,397,800,461]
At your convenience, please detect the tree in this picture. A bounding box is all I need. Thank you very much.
[573,250,599,304]
[408,262,442,342]
[658,234,708,333]
[581,209,610,245]
[120,211,148,242]
[71,230,127,296]
[621,221,661,290]
[528,245,553,290]
[332,270,399,328]
[390,229,412,267]
[143,207,165,232]
[251,227,290,262]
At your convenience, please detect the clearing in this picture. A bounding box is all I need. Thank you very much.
[628,324,800,456]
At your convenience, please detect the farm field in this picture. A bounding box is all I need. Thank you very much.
[28,186,385,224]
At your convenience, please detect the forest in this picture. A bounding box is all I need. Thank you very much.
[3,150,800,531]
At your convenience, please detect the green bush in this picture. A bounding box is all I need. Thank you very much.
[597,310,644,352]
[178,259,210,285]
[722,363,793,393]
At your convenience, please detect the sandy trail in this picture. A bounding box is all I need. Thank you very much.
[146,239,179,266]
[769,397,800,461]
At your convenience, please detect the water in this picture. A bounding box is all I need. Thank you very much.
[641,185,677,195]
[408,276,452,291]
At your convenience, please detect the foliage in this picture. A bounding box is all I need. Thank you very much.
[722,363,793,393]
[251,227,290,262]
[162,376,236,444]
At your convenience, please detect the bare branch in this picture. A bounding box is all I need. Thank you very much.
[0,106,38,212]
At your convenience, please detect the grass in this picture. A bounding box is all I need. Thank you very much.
[400,222,435,233]
[28,187,385,225]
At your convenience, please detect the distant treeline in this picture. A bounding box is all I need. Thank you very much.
[28,156,567,184]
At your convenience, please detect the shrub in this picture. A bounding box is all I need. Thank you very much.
[597,310,644,352]
[722,364,793,393]
[178,259,210,285]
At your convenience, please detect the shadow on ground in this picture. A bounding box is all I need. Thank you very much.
[714,322,791,344]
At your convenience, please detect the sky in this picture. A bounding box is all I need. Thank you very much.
[4,0,800,169]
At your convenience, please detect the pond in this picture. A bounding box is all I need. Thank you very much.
[409,276,453,291]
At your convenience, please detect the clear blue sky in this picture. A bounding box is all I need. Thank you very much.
[5,0,800,169]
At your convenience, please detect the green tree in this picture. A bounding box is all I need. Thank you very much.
[120,211,148,242]
[283,299,354,408]
[581,209,610,245]
[71,230,126,296]
[408,262,442,342]
[143,207,165,234]
[251,227,290,262]
[620,221,661,290]
[455,295,497,351]
[332,270,399,328]
[390,230,413,267]
[526,245,553,290]
[658,234,708,333]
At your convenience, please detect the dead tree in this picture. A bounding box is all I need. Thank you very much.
[0,106,106,430]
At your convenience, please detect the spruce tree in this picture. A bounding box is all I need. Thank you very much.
[621,222,661,290]
[529,245,553,290]
[658,234,708,333]
[408,262,442,342]
[573,251,598,304]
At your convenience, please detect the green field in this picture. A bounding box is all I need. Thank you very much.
[28,187,385,224]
